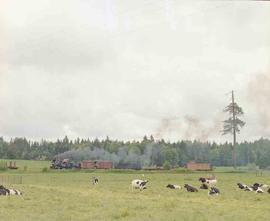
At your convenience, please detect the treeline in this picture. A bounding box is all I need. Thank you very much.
[0,136,270,168]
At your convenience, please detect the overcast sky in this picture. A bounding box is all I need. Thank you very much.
[0,0,270,142]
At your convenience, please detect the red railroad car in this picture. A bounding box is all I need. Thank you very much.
[186,161,212,171]
[81,160,113,169]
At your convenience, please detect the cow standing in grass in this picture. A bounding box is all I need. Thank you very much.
[92,177,99,185]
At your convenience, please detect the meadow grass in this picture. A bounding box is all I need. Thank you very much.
[0,160,270,221]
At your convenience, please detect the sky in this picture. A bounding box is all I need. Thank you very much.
[0,0,270,143]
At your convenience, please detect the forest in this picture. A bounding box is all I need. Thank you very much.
[0,136,270,169]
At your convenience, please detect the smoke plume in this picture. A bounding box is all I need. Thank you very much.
[248,73,270,135]
[55,145,156,168]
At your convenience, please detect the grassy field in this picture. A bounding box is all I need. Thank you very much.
[0,160,270,221]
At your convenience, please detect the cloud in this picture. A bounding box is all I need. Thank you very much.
[0,1,270,142]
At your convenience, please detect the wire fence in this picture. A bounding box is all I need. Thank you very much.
[0,175,23,185]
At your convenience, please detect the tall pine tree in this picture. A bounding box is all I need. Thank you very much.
[222,91,245,168]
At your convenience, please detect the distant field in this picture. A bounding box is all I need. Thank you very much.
[0,160,270,221]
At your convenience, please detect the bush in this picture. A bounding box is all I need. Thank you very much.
[42,167,49,172]
[247,163,259,171]
[163,161,171,170]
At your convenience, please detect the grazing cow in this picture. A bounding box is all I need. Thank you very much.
[92,177,99,185]
[166,184,181,189]
[200,183,209,190]
[208,187,220,196]
[199,176,217,186]
[131,179,148,191]
[184,184,198,192]
[0,185,22,196]
[267,188,270,194]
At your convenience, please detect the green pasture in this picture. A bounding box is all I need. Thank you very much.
[0,160,270,221]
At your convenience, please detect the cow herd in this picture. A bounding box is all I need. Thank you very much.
[128,176,270,196]
[1,175,270,197]
[130,176,221,195]
[237,182,270,193]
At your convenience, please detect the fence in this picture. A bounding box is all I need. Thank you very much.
[0,175,23,185]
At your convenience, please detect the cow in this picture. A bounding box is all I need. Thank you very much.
[0,185,22,196]
[184,184,198,192]
[166,184,181,189]
[92,177,99,185]
[200,183,209,190]
[267,188,270,194]
[131,179,148,191]
[0,186,8,196]
[208,187,220,196]
[251,184,264,193]
[199,176,217,186]
[237,183,248,190]
[253,183,269,189]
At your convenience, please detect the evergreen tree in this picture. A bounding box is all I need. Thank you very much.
[222,91,245,168]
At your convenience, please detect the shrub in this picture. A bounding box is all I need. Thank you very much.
[42,167,48,172]
[247,163,259,171]
[163,161,171,170]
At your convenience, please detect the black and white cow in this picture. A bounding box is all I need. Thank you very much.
[92,177,99,185]
[184,184,198,192]
[253,183,269,189]
[199,177,217,186]
[251,183,264,193]
[131,179,148,191]
[166,184,181,189]
[208,187,220,196]
[267,188,270,194]
[237,183,248,190]
[0,185,22,196]
[0,186,8,196]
